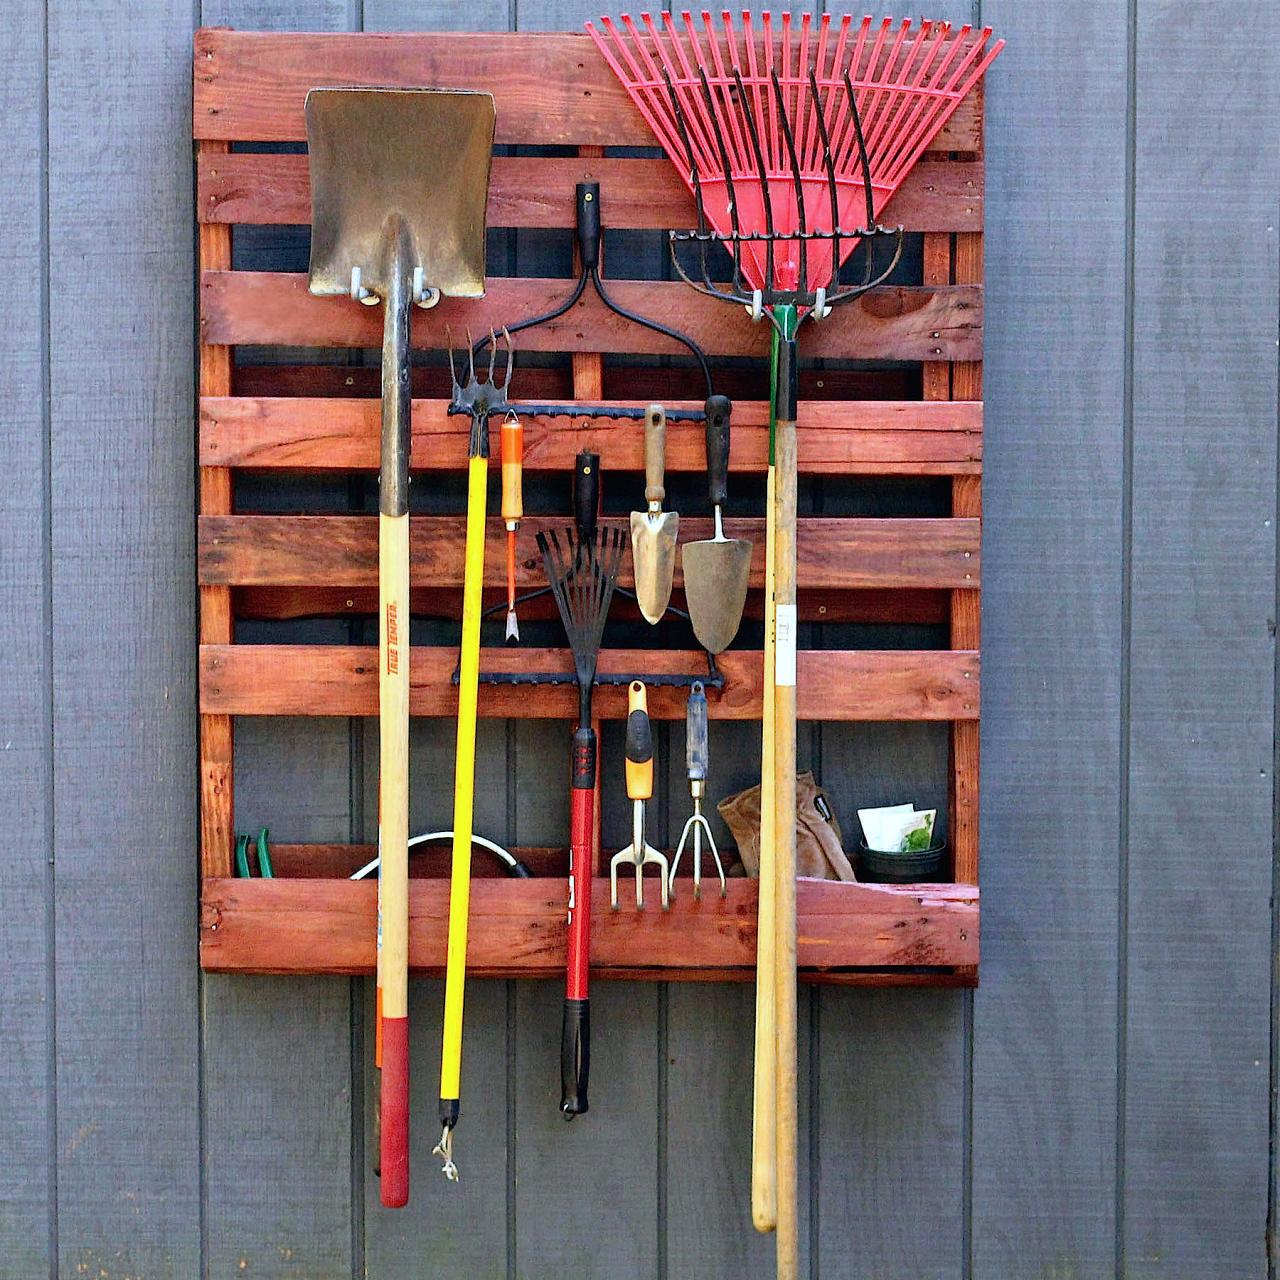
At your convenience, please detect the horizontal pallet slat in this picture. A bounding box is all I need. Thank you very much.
[199,876,979,974]
[201,272,983,362]
[200,396,981,473]
[194,29,983,150]
[199,644,979,721]
[199,515,980,591]
[199,152,982,232]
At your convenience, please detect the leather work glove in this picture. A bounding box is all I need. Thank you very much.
[717,772,857,882]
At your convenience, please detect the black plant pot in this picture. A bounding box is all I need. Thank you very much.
[856,839,946,883]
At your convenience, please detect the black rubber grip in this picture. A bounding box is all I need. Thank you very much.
[577,183,601,272]
[704,394,732,508]
[572,725,597,790]
[574,451,600,542]
[561,998,590,1118]
[625,705,653,764]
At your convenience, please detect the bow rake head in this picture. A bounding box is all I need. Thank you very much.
[658,57,904,323]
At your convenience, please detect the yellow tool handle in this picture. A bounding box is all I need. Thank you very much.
[751,459,778,1234]
[501,415,523,525]
[623,680,653,801]
[439,453,488,1105]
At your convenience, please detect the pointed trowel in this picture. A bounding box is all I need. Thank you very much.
[682,395,750,653]
[630,404,679,623]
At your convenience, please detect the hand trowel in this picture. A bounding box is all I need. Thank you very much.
[682,395,750,654]
[629,404,679,623]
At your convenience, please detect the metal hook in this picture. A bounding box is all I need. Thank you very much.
[433,1124,459,1182]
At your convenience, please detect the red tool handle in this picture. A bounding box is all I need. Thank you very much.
[562,725,595,1117]
[380,1014,410,1205]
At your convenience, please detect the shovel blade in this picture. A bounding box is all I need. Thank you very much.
[682,537,751,654]
[630,511,679,624]
[305,87,495,299]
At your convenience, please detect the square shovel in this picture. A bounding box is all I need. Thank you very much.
[306,85,495,1209]
[682,396,751,653]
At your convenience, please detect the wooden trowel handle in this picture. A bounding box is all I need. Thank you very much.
[644,405,666,508]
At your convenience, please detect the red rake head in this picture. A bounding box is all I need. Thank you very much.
[587,11,1003,311]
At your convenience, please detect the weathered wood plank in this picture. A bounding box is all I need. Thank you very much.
[970,2,1125,1274]
[194,28,982,150]
[201,271,984,361]
[200,395,982,473]
[200,877,979,973]
[1123,5,1278,1275]
[48,0,201,1272]
[0,1,52,1271]
[198,514,982,591]
[199,151,982,232]
[199,645,981,722]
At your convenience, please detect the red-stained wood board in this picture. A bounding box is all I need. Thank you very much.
[194,27,986,985]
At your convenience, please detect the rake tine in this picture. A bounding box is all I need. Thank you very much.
[809,68,841,290]
[841,68,877,236]
[698,65,746,298]
[772,67,808,295]
[734,67,774,296]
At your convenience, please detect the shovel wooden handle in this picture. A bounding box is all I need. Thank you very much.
[377,257,413,1209]
[643,405,666,507]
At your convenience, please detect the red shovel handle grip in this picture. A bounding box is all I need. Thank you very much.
[380,1016,409,1206]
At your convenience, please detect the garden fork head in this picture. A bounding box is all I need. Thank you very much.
[609,681,669,910]
[447,326,513,426]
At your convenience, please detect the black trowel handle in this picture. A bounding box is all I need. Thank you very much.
[574,450,600,542]
[704,395,732,508]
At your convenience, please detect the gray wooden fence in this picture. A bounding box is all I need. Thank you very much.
[2,1,1277,1276]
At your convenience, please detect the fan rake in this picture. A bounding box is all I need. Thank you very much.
[588,12,1003,1275]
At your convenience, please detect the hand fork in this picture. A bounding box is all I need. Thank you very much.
[609,681,669,910]
[668,680,726,900]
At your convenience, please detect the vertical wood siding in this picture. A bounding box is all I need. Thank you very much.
[4,1,1278,1276]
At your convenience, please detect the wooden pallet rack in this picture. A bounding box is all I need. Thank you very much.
[195,28,984,985]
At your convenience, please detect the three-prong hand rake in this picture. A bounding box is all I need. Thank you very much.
[588,12,1002,1273]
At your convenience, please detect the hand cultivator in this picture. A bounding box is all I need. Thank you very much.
[669,681,726,900]
[590,11,1002,1271]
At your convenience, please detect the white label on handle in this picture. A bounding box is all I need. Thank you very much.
[775,605,797,686]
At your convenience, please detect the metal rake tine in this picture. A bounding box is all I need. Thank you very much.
[734,66,775,293]
[698,65,746,299]
[446,325,461,397]
[498,327,514,393]
[466,327,476,387]
[809,67,841,287]
[772,66,809,295]
[841,67,877,233]
[486,329,498,385]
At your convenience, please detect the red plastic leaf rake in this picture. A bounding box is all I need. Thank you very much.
[588,11,1003,309]
[588,12,1002,1273]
